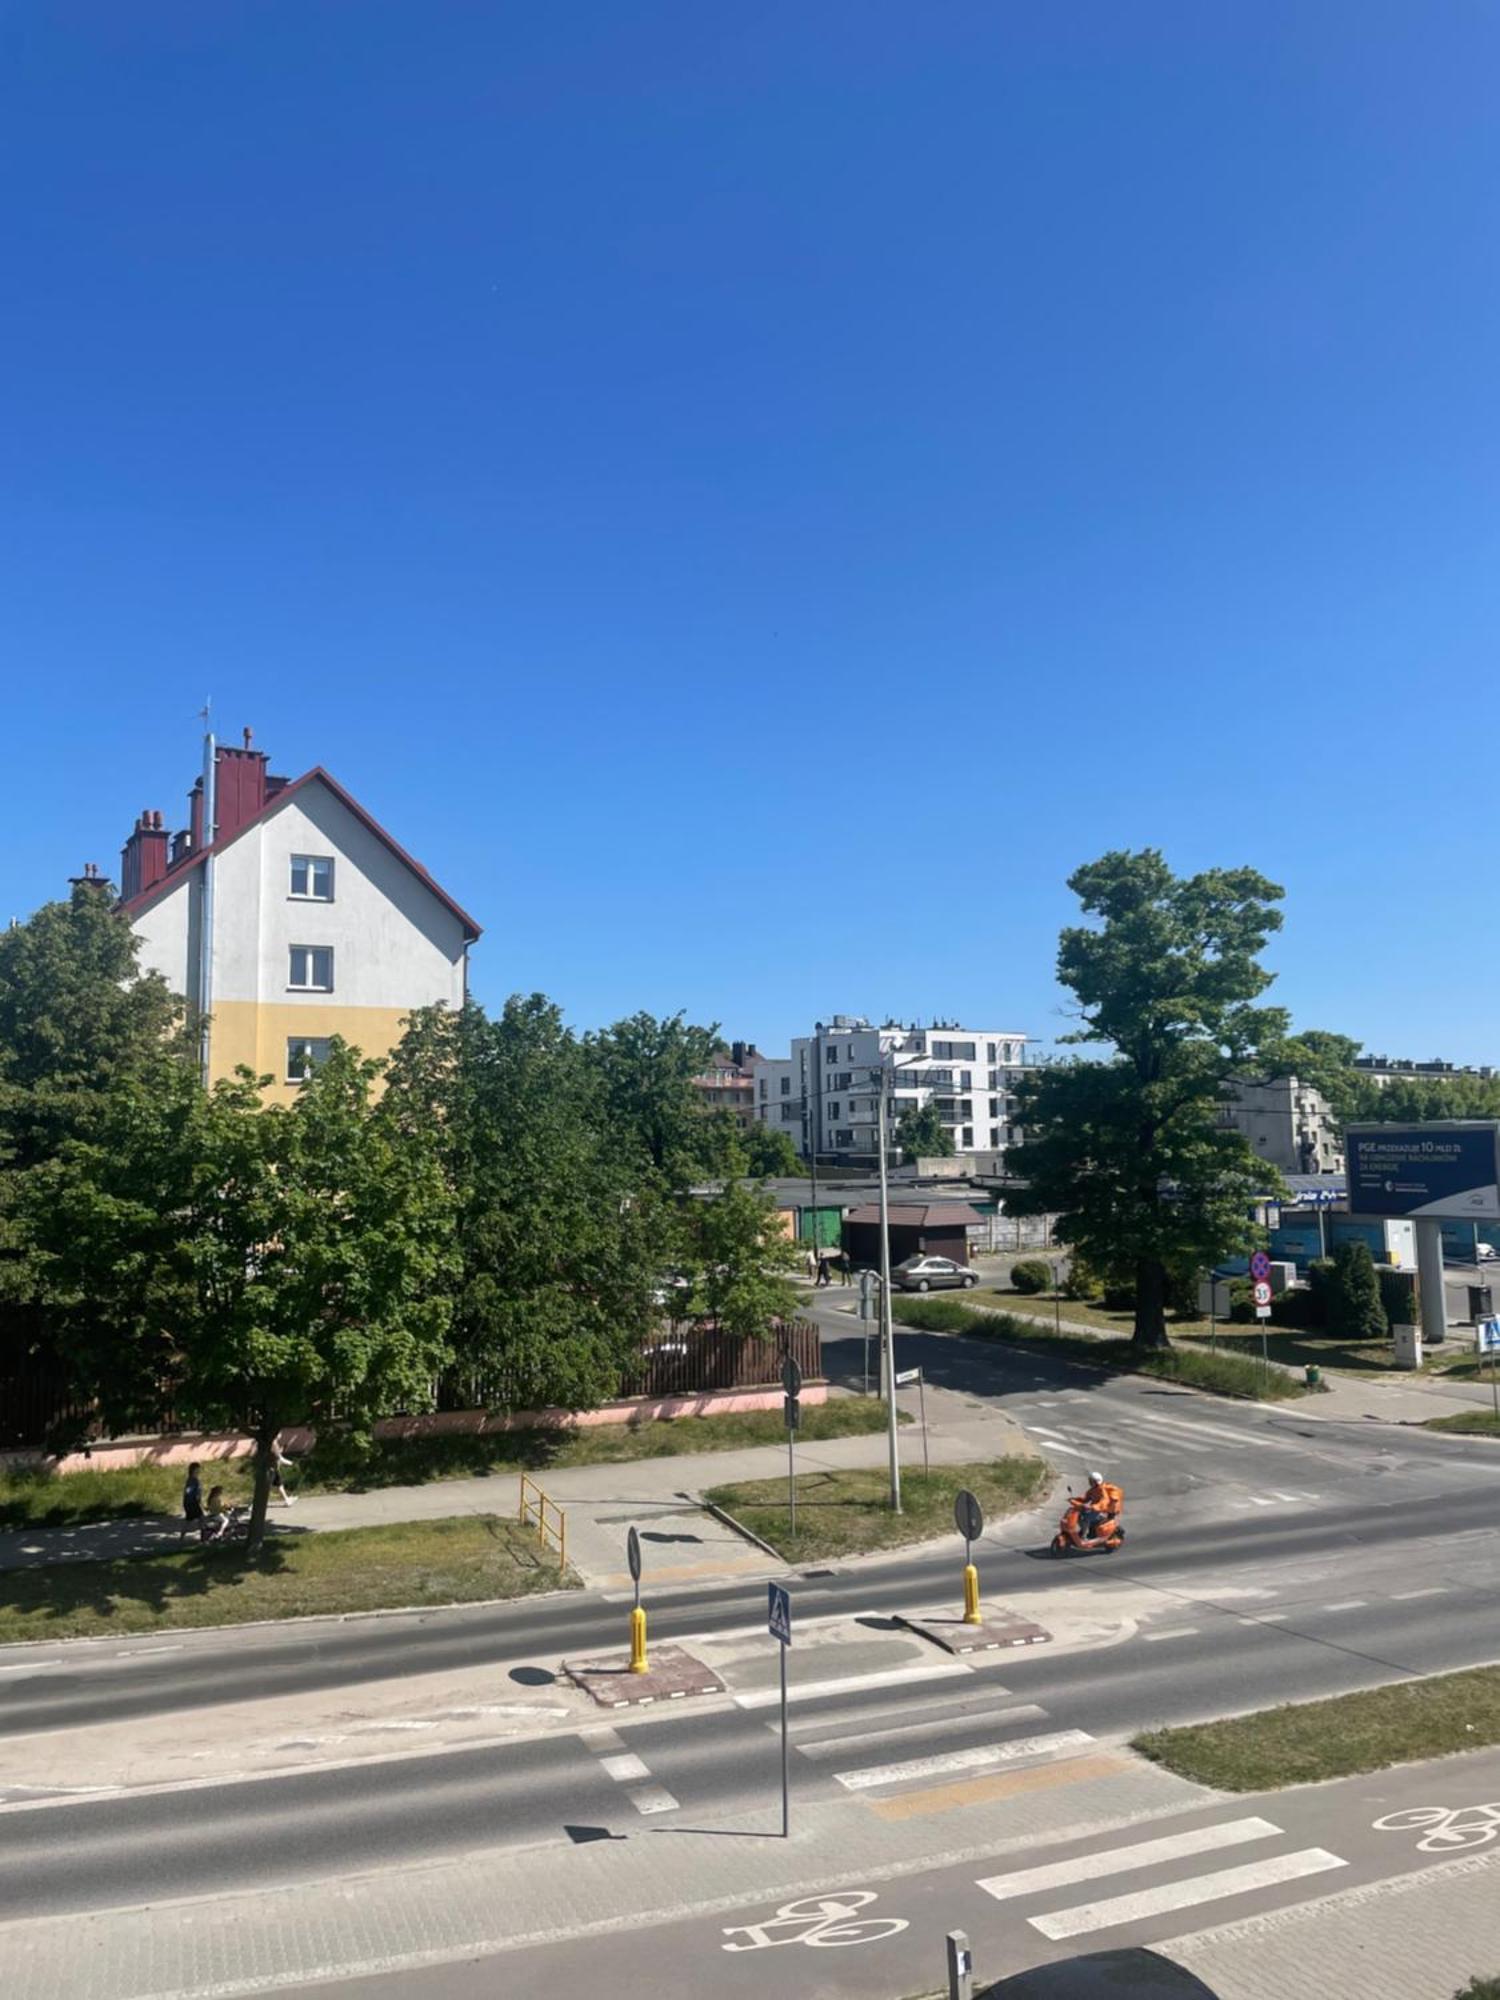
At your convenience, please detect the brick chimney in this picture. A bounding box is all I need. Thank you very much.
[120,810,169,900]
[211,728,269,845]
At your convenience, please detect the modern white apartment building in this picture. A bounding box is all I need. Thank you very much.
[752,1017,1031,1168]
[118,730,480,1102]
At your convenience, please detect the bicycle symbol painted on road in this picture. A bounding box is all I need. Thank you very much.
[1374,1803,1500,1852]
[721,1890,909,1951]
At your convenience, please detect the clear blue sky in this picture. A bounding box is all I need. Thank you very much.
[4,5,1496,1060]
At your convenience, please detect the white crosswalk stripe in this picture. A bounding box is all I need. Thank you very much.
[1028,1847,1346,1939]
[834,1730,1093,1791]
[977,1816,1281,1901]
[793,1703,1048,1762]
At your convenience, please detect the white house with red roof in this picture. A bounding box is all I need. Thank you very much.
[117,729,480,1099]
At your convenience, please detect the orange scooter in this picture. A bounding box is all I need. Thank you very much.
[1051,1493,1125,1556]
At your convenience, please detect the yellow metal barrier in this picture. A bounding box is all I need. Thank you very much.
[518,1473,568,1571]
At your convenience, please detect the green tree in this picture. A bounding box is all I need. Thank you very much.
[741,1121,803,1177]
[35,1044,455,1549]
[1007,850,1288,1350]
[1325,1240,1388,1340]
[1263,1029,1365,1124]
[895,1102,954,1159]
[386,997,660,1413]
[0,882,191,1388]
[586,1011,722,1184]
[681,1160,801,1341]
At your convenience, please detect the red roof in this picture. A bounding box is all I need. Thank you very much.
[120,766,481,942]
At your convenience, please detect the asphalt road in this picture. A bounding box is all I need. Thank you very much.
[4,1327,1500,1942]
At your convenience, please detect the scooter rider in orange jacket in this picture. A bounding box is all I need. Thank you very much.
[1079,1470,1123,1543]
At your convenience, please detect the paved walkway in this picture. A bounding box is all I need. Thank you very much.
[0,1377,1036,1586]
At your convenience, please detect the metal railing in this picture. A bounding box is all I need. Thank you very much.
[517,1473,568,1570]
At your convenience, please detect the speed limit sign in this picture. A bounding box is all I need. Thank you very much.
[1252,1279,1273,1308]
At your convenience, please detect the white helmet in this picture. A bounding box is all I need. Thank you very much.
[1087,1468,1104,1483]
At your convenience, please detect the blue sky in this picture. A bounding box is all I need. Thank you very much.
[3,5,1496,1060]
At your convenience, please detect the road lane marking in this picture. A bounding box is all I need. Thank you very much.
[626,1783,679,1815]
[734,1662,970,1709]
[792,1704,1047,1761]
[834,1730,1093,1791]
[1322,1600,1367,1613]
[977,1816,1282,1902]
[1029,1846,1347,1940]
[599,1752,652,1783]
[1247,1496,1277,1507]
[1391,1587,1446,1601]
[1141,1627,1199,1642]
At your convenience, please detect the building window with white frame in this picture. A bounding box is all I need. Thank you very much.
[289,855,335,901]
[288,945,334,991]
[286,1036,333,1083]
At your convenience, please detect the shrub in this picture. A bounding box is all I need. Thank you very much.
[1061,1255,1105,1302]
[1227,1278,1256,1324]
[891,1295,986,1333]
[1269,1284,1323,1330]
[1379,1265,1420,1329]
[1010,1259,1052,1295]
[1453,1981,1500,2000]
[1326,1241,1389,1340]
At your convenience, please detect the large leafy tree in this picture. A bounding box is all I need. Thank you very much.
[0,883,191,1387]
[585,1010,722,1185]
[33,1043,455,1547]
[1007,851,1287,1349]
[740,1121,803,1178]
[680,1156,802,1341]
[895,1103,955,1159]
[386,997,660,1413]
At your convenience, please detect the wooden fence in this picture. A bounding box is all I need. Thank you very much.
[0,1319,822,1451]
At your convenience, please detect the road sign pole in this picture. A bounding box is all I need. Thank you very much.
[946,1928,974,2000]
[787,1428,796,1541]
[918,1366,929,1480]
[779,1637,789,1838]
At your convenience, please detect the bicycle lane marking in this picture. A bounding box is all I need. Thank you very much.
[721,1890,909,1952]
[1374,1802,1500,1853]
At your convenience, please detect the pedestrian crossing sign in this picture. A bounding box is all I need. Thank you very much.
[768,1582,792,1647]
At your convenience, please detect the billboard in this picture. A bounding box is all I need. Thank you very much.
[1346,1124,1500,1221]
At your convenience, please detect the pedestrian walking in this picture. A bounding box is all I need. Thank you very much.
[805,1246,818,1280]
[816,1253,831,1288]
[180,1461,204,1541]
[270,1433,297,1507]
[839,1249,852,1286]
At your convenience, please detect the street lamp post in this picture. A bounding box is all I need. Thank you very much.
[871,1050,932,1515]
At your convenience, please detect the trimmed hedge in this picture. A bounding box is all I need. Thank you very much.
[1010,1259,1052,1295]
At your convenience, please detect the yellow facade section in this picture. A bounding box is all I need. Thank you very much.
[208,1001,414,1103]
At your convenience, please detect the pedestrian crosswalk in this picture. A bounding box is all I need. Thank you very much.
[1016,1391,1325,1488]
[974,1812,1347,1940]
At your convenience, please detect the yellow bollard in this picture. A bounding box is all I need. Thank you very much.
[629,1604,648,1673]
[962,1562,981,1627]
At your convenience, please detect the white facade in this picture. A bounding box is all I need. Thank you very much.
[753,1017,1031,1167]
[127,765,475,1100]
[1220,1075,1343,1177]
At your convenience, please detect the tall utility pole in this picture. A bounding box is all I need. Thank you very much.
[196,710,217,1088]
[874,1056,901,1513]
[802,1045,820,1266]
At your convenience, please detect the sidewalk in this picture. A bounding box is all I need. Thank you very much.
[0,1378,1036,1587]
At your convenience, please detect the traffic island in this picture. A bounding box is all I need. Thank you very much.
[563,1642,725,1708]
[899,1606,1051,1655]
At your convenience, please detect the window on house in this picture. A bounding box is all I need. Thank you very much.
[961,1126,973,1148]
[286,1036,332,1082]
[759,1078,767,1098]
[289,855,334,900]
[989,1126,1001,1147]
[990,1096,1000,1116]
[288,945,334,991]
[780,1075,791,1095]
[987,1042,997,1062]
[829,1101,840,1119]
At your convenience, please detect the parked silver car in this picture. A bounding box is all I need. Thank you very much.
[892,1255,978,1293]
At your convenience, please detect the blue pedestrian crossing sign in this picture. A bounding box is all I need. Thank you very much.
[767,1581,792,1647]
[1478,1317,1500,1355]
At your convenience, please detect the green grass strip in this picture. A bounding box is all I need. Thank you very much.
[1134,1665,1500,1791]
